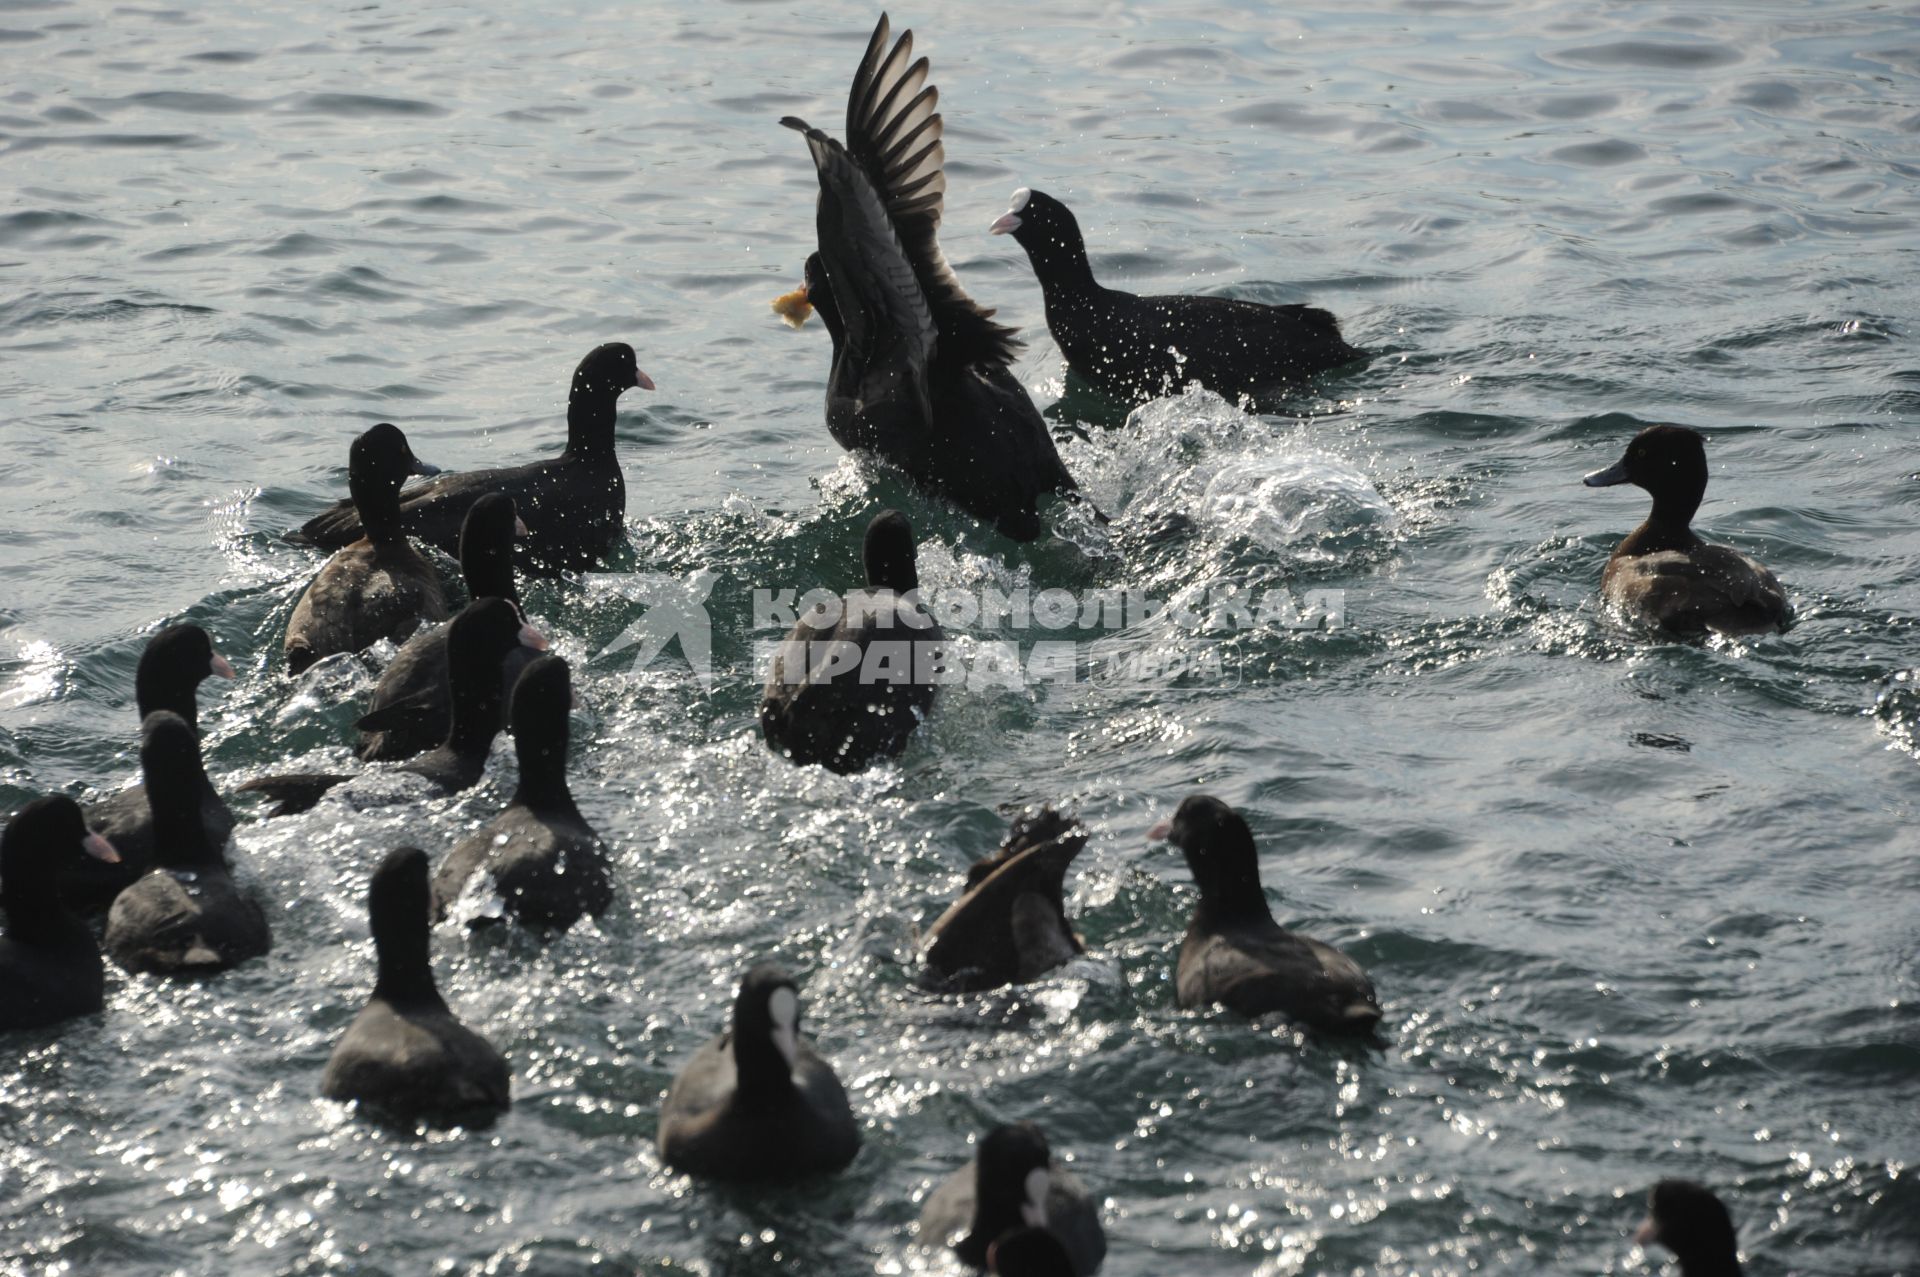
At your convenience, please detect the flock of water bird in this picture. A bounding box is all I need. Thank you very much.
[0,13,1796,1276]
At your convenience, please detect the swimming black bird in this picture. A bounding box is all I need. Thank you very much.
[1151,794,1381,1033]
[240,598,546,817]
[1634,1180,1742,1276]
[781,14,1079,541]
[322,847,511,1127]
[760,509,943,774]
[356,492,531,762]
[291,344,653,576]
[285,423,446,675]
[104,712,271,976]
[1,796,120,1031]
[918,1122,1106,1276]
[1583,425,1791,636]
[433,654,612,930]
[658,964,861,1181]
[920,807,1087,993]
[74,624,235,910]
[991,187,1362,405]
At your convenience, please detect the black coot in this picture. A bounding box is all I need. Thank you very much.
[433,654,612,930]
[657,964,860,1181]
[104,713,270,975]
[356,492,531,762]
[918,1122,1106,1275]
[292,344,652,576]
[920,807,1087,992]
[760,509,943,774]
[0,796,120,1031]
[285,423,446,675]
[1152,794,1381,1033]
[991,187,1362,405]
[240,598,547,816]
[1634,1180,1743,1276]
[1584,425,1791,636]
[321,847,511,1127]
[781,15,1079,541]
[75,624,235,910]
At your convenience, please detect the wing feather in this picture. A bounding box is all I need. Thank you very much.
[840,13,1023,367]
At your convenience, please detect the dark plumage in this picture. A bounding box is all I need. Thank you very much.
[1152,795,1381,1033]
[990,1228,1078,1277]
[291,344,653,576]
[241,598,547,817]
[1635,1180,1742,1276]
[321,847,511,1126]
[433,654,612,930]
[104,713,270,975]
[992,187,1363,405]
[285,423,447,675]
[357,492,531,762]
[918,1123,1106,1276]
[658,964,861,1181]
[760,509,943,773]
[783,15,1079,541]
[1584,425,1792,636]
[920,807,1087,992]
[74,624,235,911]
[1,796,120,1031]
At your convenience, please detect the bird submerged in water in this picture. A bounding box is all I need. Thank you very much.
[919,807,1088,993]
[779,13,1081,541]
[991,187,1363,405]
[1583,424,1791,637]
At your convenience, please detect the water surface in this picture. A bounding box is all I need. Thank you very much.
[2,1,1917,1274]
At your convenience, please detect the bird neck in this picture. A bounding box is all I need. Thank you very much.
[511,729,576,814]
[373,931,444,1009]
[732,1029,797,1103]
[444,646,508,755]
[1645,480,1704,535]
[1,876,87,948]
[460,546,518,606]
[1197,864,1275,928]
[1026,223,1099,298]
[565,380,621,460]
[349,469,407,546]
[134,669,197,729]
[963,1180,1030,1265]
[150,765,221,870]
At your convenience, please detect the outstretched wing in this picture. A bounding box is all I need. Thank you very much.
[783,114,937,416]
[842,13,1022,368]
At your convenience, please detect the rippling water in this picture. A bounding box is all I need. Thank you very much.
[3,1,1917,1273]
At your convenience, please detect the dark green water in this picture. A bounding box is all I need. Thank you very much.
[2,1,1916,1274]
